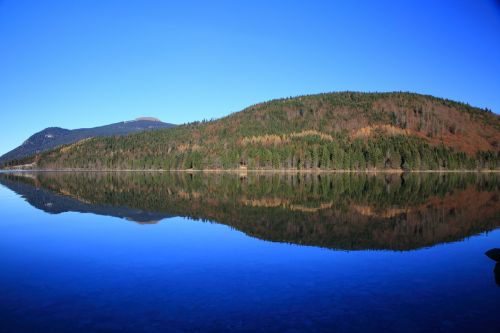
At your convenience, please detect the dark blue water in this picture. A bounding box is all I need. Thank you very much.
[0,172,499,332]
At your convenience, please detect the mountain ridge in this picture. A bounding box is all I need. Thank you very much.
[0,118,175,166]
[5,92,500,170]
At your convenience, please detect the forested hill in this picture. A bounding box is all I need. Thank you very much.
[14,92,500,170]
[0,118,175,166]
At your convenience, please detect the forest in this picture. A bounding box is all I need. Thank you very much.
[4,92,500,170]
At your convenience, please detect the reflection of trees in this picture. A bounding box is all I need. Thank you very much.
[1,172,499,251]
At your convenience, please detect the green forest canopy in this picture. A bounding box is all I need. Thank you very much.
[5,92,500,170]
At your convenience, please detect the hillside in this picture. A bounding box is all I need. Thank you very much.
[0,118,175,167]
[1,172,499,250]
[15,92,500,170]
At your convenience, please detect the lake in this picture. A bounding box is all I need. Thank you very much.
[0,171,499,332]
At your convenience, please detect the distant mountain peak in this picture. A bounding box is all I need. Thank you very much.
[0,119,175,166]
[134,117,161,122]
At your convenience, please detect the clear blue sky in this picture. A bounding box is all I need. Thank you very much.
[1,0,499,155]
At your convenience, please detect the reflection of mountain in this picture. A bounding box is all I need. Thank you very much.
[0,175,171,224]
[1,172,499,251]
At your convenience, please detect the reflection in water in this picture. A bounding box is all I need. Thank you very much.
[486,248,500,287]
[0,171,499,251]
[1,171,500,333]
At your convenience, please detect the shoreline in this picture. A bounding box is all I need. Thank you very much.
[1,168,499,174]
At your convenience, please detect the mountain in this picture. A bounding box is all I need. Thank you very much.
[7,92,500,170]
[1,172,499,250]
[0,118,175,166]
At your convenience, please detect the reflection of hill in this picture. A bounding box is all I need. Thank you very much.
[1,172,499,251]
[0,175,171,223]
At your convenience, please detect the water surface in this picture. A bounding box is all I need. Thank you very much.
[0,172,499,332]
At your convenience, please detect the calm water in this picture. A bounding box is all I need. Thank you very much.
[0,172,499,333]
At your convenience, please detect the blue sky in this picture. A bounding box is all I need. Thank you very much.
[1,0,499,155]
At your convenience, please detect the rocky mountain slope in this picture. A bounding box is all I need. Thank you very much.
[0,118,175,166]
